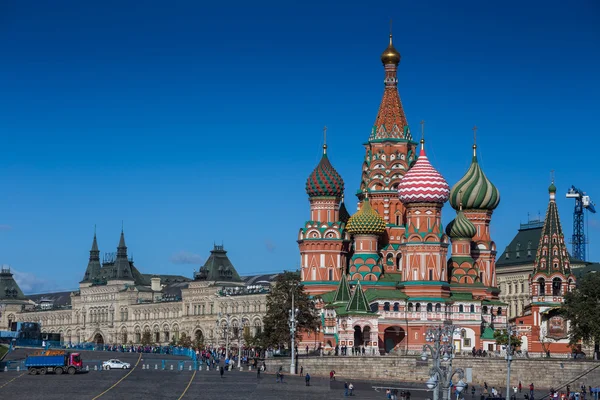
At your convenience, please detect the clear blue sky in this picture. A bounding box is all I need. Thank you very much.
[1,0,598,293]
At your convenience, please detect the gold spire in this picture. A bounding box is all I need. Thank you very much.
[323,125,328,155]
[472,125,478,157]
[380,25,401,65]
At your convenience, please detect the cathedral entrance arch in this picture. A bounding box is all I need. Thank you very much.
[353,326,362,349]
[93,333,104,345]
[194,329,204,345]
[383,326,405,353]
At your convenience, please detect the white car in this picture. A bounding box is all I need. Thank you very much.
[102,359,131,370]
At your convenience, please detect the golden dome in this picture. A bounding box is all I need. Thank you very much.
[381,34,401,65]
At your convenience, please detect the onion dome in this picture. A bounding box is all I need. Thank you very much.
[339,195,351,224]
[306,144,345,198]
[549,181,557,194]
[446,209,477,239]
[398,140,450,204]
[381,34,401,65]
[449,144,500,211]
[346,197,386,235]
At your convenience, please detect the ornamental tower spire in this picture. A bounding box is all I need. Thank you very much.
[81,227,102,283]
[358,32,419,272]
[112,227,134,282]
[448,127,500,291]
[299,128,350,290]
[530,182,575,302]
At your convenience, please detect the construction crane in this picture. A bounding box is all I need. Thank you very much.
[566,186,596,261]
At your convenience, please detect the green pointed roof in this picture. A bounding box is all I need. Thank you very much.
[0,267,27,301]
[446,209,477,239]
[449,145,500,211]
[194,245,242,284]
[332,273,351,303]
[346,198,386,235]
[339,197,351,224]
[345,281,371,314]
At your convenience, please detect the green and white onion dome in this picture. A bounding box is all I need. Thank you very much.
[449,146,500,211]
[445,209,477,239]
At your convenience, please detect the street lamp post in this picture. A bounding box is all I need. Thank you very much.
[237,318,249,369]
[421,324,465,400]
[288,290,299,375]
[505,325,515,400]
[216,313,231,360]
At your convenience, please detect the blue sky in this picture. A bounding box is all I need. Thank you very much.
[1,1,598,293]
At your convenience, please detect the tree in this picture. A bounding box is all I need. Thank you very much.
[494,329,522,347]
[141,331,153,346]
[261,271,319,347]
[562,272,600,359]
[178,332,192,348]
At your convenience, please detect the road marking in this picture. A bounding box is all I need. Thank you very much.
[91,354,141,400]
[0,372,26,389]
[177,369,197,400]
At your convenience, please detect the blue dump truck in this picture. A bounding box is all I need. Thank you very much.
[25,350,83,375]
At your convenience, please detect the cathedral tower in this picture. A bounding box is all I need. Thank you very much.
[449,135,500,291]
[298,135,350,289]
[397,139,450,290]
[359,34,419,270]
[81,229,101,286]
[530,182,575,302]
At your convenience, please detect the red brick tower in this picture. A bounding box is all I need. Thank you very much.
[298,132,351,293]
[448,135,500,293]
[397,139,450,296]
[358,34,419,273]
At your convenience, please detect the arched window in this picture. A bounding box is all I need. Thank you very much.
[383,302,390,311]
[407,303,413,312]
[415,303,421,312]
[482,306,488,314]
[393,302,399,312]
[370,303,379,313]
[538,278,546,295]
[435,303,441,312]
[552,278,562,296]
[497,307,502,316]
[426,303,433,312]
[470,304,475,313]
[328,269,333,281]
[459,305,464,313]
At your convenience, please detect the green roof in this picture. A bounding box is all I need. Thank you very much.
[194,245,242,284]
[319,290,336,304]
[379,273,402,283]
[481,326,495,340]
[0,267,27,301]
[450,292,474,300]
[408,297,450,302]
[482,299,507,306]
[332,274,351,303]
[365,288,407,302]
[345,281,371,314]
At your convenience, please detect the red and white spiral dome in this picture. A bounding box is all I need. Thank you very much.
[398,141,450,204]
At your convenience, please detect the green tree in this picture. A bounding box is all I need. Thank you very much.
[141,331,153,346]
[494,329,522,347]
[562,272,600,359]
[262,271,319,347]
[178,332,192,348]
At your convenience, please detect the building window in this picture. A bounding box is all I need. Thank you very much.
[426,303,432,312]
[328,269,333,281]
[370,303,379,312]
[407,303,413,312]
[435,304,441,312]
[497,308,502,316]
[459,305,464,313]
[429,270,433,281]
[470,304,475,313]
[383,302,390,311]
[552,278,562,296]
[415,303,421,312]
[393,302,399,312]
[554,263,558,269]
[464,338,472,347]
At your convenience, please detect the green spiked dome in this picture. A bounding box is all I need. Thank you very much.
[306,146,345,198]
[449,145,500,211]
[346,197,386,235]
[446,209,477,239]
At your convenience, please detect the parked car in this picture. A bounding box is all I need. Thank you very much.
[102,359,131,370]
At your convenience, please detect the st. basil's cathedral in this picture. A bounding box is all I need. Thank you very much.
[297,34,507,354]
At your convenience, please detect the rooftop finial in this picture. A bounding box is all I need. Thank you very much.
[94,224,97,236]
[472,125,478,156]
[551,169,555,183]
[363,188,369,200]
[389,18,393,45]
[323,125,328,155]
[458,190,463,211]
[420,120,425,150]
[121,220,124,233]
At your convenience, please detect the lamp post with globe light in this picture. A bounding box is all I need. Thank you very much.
[421,324,466,400]
[288,291,299,374]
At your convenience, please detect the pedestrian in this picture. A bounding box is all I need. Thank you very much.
[345,382,349,397]
[276,371,280,383]
[530,383,535,399]
[306,345,309,355]
[349,383,354,396]
[472,386,476,398]
[519,382,522,394]
[257,365,260,379]
[330,370,336,381]
[513,386,518,400]
[300,365,304,376]
[220,366,224,378]
[305,372,311,386]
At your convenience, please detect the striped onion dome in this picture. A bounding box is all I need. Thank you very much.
[397,140,450,204]
[446,209,477,239]
[346,198,386,235]
[306,146,345,198]
[449,145,500,211]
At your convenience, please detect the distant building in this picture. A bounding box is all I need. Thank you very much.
[2,231,275,346]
